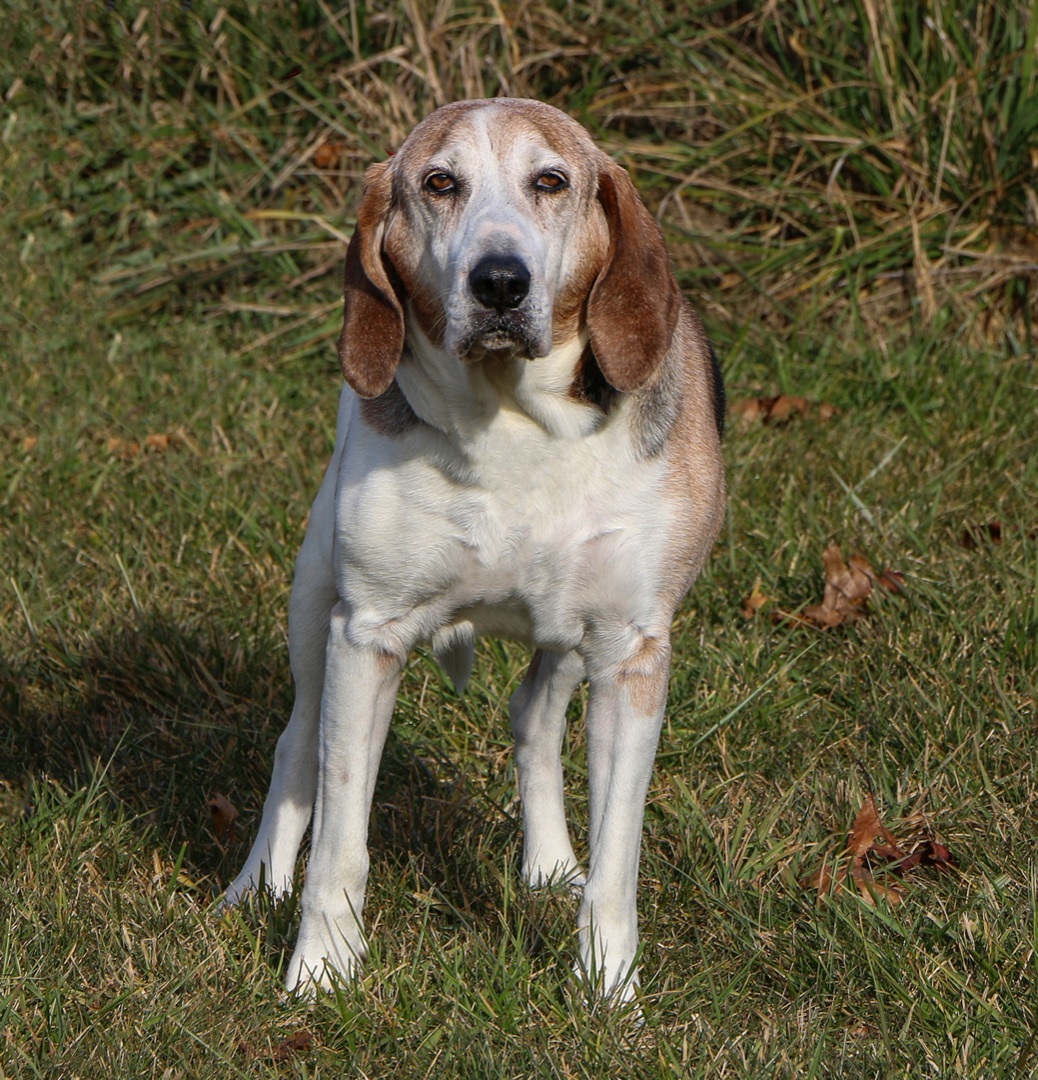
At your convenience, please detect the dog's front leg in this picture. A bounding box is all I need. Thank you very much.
[285,604,404,996]
[225,558,338,904]
[225,439,343,905]
[577,633,671,1003]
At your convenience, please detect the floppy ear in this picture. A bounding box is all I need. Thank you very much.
[587,161,681,392]
[338,160,405,399]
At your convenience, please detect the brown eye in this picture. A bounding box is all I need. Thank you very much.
[424,171,457,194]
[535,171,568,193]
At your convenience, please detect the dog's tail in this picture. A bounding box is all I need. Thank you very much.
[431,621,476,695]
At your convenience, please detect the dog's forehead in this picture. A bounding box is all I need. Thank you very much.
[395,99,599,174]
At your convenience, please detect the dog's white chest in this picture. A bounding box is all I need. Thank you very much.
[333,394,671,651]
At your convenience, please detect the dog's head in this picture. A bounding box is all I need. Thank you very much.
[338,99,680,399]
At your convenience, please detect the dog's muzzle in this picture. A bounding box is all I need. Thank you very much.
[458,253,548,358]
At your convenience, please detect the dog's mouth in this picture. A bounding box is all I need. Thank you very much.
[456,314,542,362]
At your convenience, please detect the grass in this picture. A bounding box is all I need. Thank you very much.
[1,1,1036,1076]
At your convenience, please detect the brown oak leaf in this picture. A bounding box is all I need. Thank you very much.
[805,793,954,904]
[783,545,903,629]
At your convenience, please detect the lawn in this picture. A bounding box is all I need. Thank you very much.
[1,2,1036,1076]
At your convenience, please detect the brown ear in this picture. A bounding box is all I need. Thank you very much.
[338,160,405,399]
[587,162,681,391]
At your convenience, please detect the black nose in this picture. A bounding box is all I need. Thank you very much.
[469,254,531,313]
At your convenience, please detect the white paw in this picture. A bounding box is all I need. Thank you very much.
[574,956,641,1006]
[575,917,641,1004]
[223,862,293,908]
[285,911,366,997]
[522,857,586,891]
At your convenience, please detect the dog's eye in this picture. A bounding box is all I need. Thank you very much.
[424,171,457,195]
[535,171,568,193]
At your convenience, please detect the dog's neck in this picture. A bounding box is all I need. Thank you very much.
[395,327,607,444]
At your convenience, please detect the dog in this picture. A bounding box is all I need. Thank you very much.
[224,98,726,1003]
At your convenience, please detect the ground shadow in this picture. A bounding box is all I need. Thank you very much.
[0,612,519,916]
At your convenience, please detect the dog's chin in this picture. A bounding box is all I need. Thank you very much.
[478,331,523,353]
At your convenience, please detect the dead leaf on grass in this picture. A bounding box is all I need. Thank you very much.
[778,545,903,629]
[804,792,955,904]
[207,793,239,847]
[312,138,346,169]
[730,394,839,427]
[104,431,178,458]
[237,1029,314,1063]
[143,432,175,452]
[741,578,773,619]
[846,792,906,903]
[273,1030,313,1062]
[959,522,1038,547]
[106,436,140,460]
[960,521,1004,548]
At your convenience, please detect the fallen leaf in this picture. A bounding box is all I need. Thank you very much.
[847,792,900,857]
[895,839,957,874]
[783,545,904,629]
[741,578,772,619]
[106,436,140,460]
[729,397,765,425]
[207,793,239,846]
[842,793,904,903]
[763,394,810,423]
[876,568,905,593]
[799,544,873,628]
[730,394,839,427]
[804,792,954,905]
[273,1030,313,1062]
[313,138,346,170]
[144,432,174,452]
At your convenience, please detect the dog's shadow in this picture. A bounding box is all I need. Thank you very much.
[1,612,518,917]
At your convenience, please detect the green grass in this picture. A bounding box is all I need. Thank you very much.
[2,1,1036,1076]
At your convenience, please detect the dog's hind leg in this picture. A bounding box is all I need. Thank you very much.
[510,648,586,888]
[224,544,338,903]
[225,426,344,905]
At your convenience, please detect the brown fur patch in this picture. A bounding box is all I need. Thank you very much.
[617,636,671,717]
[655,309,727,608]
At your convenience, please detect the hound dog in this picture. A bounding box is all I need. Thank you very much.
[225,98,726,1003]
